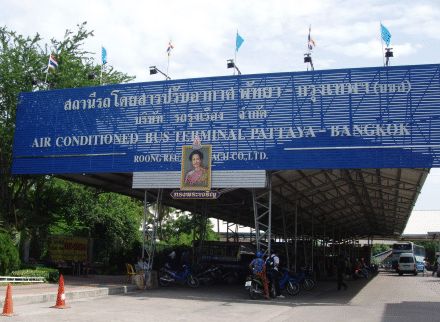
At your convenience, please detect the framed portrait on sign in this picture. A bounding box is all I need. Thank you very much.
[181,145,212,191]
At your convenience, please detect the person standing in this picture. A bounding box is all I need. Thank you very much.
[435,255,440,277]
[336,255,348,291]
[267,252,284,298]
[432,256,438,277]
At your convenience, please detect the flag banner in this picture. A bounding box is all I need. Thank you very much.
[101,47,107,65]
[381,23,392,47]
[308,25,316,50]
[236,32,244,52]
[48,54,58,69]
[167,41,174,56]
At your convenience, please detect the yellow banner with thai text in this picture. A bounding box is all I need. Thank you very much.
[49,236,88,261]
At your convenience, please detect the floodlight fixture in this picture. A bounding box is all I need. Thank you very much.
[149,66,170,80]
[384,48,394,67]
[226,59,242,75]
[304,53,314,71]
[149,66,158,75]
[304,54,312,63]
[385,48,393,58]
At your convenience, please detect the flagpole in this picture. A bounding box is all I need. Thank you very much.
[234,30,238,76]
[166,54,170,79]
[307,25,310,72]
[166,40,171,80]
[44,54,50,84]
[380,22,385,67]
[100,45,103,85]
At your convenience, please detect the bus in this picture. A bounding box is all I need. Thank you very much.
[391,242,425,271]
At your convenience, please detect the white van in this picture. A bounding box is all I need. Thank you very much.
[397,253,417,275]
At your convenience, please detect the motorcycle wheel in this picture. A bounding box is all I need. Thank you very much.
[187,275,200,288]
[302,278,315,291]
[159,273,171,287]
[249,281,259,300]
[286,281,300,296]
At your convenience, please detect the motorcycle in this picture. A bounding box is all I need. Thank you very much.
[293,267,316,291]
[159,265,200,288]
[278,269,301,296]
[195,265,223,285]
[245,275,268,300]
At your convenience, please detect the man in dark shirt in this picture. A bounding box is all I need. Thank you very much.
[337,255,348,291]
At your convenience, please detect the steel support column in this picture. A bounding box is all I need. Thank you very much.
[252,172,272,255]
[144,188,162,272]
[281,207,291,269]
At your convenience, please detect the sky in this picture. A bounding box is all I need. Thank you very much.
[2,0,440,233]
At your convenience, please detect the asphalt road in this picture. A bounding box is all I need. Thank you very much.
[8,271,440,322]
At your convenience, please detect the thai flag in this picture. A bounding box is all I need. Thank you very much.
[167,41,174,56]
[48,54,58,69]
[308,25,316,50]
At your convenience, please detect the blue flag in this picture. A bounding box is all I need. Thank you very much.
[236,32,244,52]
[380,24,391,47]
[101,46,107,65]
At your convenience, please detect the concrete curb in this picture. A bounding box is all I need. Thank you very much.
[0,284,138,306]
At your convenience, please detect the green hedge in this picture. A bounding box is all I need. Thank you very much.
[0,232,20,275]
[10,267,59,283]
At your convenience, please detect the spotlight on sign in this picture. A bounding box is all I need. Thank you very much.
[148,66,171,80]
[226,59,242,75]
[149,66,158,75]
[304,54,312,63]
[385,48,393,58]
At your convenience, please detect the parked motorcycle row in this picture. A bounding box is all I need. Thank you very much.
[158,265,200,288]
[245,267,315,300]
[351,263,379,280]
[158,263,316,302]
[158,264,241,288]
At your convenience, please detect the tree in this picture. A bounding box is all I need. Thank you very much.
[161,212,219,246]
[0,22,134,229]
[371,244,391,256]
[0,23,134,262]
[43,179,143,266]
[0,231,20,274]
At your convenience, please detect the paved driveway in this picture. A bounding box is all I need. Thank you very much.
[8,271,440,322]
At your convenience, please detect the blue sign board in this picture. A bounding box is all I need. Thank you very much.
[12,64,440,174]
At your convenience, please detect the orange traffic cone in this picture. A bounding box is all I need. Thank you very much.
[2,283,13,317]
[52,274,69,309]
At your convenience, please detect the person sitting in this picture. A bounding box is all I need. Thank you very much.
[136,256,149,272]
[165,250,179,271]
[249,251,269,299]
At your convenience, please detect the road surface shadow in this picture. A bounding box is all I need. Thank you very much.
[381,301,440,322]
[126,275,377,307]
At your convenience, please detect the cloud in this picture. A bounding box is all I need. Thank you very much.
[1,0,440,79]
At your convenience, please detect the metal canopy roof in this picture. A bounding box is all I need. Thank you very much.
[59,167,428,240]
